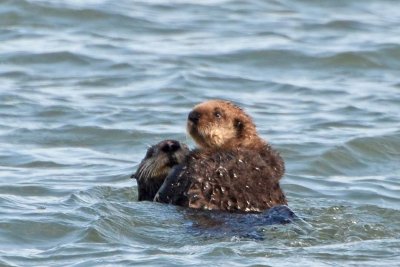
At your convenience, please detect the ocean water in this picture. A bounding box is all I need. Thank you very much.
[1,0,400,266]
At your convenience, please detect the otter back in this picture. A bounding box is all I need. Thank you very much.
[155,145,286,213]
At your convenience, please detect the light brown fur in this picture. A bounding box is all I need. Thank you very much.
[187,100,264,150]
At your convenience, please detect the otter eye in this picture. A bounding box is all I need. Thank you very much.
[214,111,222,119]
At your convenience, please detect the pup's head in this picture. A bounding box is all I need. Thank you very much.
[132,140,189,183]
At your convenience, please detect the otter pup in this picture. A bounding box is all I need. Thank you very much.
[154,100,287,212]
[131,140,189,201]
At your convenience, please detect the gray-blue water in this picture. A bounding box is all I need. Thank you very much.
[1,0,400,266]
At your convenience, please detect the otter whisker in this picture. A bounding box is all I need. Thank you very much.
[137,160,155,180]
[143,162,155,179]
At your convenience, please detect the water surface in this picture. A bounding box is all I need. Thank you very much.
[1,0,400,266]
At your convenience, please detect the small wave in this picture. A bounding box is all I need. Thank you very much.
[0,218,80,246]
[308,132,400,176]
[0,70,31,79]
[3,126,138,148]
[3,51,106,66]
[320,45,400,69]
[346,133,400,159]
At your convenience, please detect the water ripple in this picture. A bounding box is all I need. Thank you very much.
[1,0,400,265]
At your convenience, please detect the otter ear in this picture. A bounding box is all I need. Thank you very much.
[234,118,244,136]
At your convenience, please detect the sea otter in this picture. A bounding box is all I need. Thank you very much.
[131,140,189,201]
[154,100,287,212]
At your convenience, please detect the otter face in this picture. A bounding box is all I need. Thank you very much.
[187,100,258,149]
[132,140,190,182]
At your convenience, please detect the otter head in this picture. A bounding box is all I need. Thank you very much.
[187,100,261,149]
[131,140,190,201]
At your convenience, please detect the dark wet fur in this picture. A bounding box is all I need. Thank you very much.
[155,144,286,212]
[136,176,165,201]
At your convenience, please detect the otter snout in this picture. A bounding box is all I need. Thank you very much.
[188,110,201,124]
[132,139,190,202]
[160,140,181,153]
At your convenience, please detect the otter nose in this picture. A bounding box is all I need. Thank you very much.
[188,111,201,124]
[161,140,180,153]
